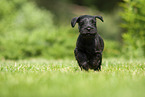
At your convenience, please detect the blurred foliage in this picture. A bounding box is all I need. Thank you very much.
[120,0,145,58]
[0,0,56,59]
[98,11,122,41]
[35,0,123,13]
[103,40,121,58]
[71,0,123,11]
[35,0,123,24]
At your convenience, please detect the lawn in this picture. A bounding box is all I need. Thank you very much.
[0,58,145,97]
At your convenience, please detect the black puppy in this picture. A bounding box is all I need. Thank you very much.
[71,15,104,71]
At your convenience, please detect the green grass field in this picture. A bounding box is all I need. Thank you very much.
[0,58,145,97]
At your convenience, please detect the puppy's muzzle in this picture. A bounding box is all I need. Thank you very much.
[81,27,96,36]
[85,27,93,31]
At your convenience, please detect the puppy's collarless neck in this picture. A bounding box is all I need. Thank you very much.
[79,34,98,39]
[78,34,98,46]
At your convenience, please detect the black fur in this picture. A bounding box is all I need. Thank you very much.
[71,15,104,71]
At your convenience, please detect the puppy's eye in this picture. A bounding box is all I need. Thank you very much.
[79,21,84,25]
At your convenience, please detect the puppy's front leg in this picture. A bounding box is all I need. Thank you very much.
[74,49,89,71]
[93,52,102,71]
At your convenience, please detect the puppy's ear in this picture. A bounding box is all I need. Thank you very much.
[71,17,79,28]
[94,16,104,22]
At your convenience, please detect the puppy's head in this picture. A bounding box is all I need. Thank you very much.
[71,15,104,37]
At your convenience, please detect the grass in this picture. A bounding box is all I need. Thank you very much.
[0,58,145,97]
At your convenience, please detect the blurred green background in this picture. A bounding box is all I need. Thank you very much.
[0,0,144,60]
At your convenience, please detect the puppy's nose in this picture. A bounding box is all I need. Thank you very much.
[86,27,92,31]
[87,28,91,30]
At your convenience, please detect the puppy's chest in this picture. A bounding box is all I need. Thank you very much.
[79,39,100,54]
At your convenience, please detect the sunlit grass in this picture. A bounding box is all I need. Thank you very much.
[0,58,145,97]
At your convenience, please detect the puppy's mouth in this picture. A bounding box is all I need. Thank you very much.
[81,30,96,37]
[81,33,96,37]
